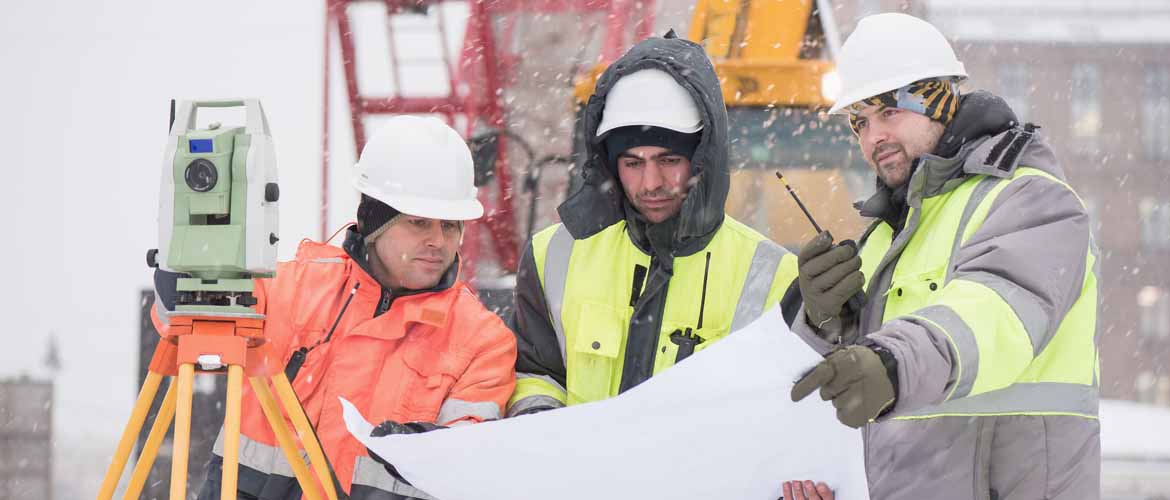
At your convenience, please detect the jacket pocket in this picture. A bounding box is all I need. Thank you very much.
[566,301,626,404]
[885,265,948,318]
[399,346,460,423]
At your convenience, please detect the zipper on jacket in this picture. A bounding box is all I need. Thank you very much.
[376,288,394,317]
[629,264,649,307]
[697,251,710,329]
[672,252,711,364]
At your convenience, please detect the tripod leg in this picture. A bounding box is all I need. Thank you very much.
[170,363,196,500]
[97,370,164,500]
[272,373,340,500]
[220,364,244,499]
[123,376,178,500]
[248,377,324,500]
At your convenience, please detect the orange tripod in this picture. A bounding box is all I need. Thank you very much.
[97,313,340,500]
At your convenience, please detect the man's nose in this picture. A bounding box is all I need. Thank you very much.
[422,223,444,247]
[642,161,665,191]
[864,120,891,149]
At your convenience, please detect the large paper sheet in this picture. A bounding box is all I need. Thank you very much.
[342,308,869,500]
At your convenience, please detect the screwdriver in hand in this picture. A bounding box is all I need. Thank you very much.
[774,171,866,316]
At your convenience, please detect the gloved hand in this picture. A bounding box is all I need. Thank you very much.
[367,421,446,484]
[797,232,865,329]
[790,344,898,428]
[933,91,1020,158]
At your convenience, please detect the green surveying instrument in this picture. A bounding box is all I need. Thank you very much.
[100,100,340,500]
[148,98,280,312]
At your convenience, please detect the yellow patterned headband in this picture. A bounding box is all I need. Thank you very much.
[848,78,960,133]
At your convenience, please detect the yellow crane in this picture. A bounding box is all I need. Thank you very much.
[573,0,870,247]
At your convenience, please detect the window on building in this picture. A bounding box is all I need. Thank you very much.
[1144,66,1170,160]
[1136,371,1157,404]
[1159,376,1170,407]
[1139,286,1170,339]
[1140,198,1170,250]
[1070,64,1101,154]
[857,0,881,17]
[999,64,1031,124]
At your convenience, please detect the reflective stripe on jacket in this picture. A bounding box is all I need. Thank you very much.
[156,229,516,499]
[508,217,799,413]
[793,125,1100,499]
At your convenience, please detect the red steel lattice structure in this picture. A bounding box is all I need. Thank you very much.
[322,0,655,276]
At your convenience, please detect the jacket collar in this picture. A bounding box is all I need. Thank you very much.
[335,226,461,336]
[858,125,1045,217]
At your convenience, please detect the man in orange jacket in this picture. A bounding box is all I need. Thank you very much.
[154,116,517,499]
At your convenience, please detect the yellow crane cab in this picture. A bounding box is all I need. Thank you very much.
[572,0,873,248]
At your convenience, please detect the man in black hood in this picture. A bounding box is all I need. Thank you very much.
[506,29,803,435]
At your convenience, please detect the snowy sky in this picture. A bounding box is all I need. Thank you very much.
[5,1,1169,497]
[1,2,353,495]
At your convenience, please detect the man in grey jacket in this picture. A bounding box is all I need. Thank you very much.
[789,13,1100,500]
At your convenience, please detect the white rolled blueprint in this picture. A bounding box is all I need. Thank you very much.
[342,307,869,500]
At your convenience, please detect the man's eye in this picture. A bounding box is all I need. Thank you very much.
[854,119,868,130]
[660,156,683,165]
[410,218,429,228]
[441,221,460,232]
[882,108,900,118]
[620,159,643,169]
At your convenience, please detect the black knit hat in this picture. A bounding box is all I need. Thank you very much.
[356,194,401,240]
[602,125,701,173]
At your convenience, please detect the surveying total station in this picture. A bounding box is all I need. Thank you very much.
[98,99,340,500]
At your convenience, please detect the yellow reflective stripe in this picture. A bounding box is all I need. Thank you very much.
[507,374,568,411]
[918,278,1034,398]
[893,381,1098,418]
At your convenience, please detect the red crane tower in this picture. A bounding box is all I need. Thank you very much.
[322,0,657,282]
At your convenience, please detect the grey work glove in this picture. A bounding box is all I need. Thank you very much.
[797,232,865,329]
[790,344,898,428]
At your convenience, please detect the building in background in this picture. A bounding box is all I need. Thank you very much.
[0,377,53,500]
[919,0,1170,406]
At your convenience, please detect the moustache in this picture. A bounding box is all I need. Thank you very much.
[638,188,679,201]
[871,143,905,165]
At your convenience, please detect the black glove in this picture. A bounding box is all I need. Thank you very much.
[366,421,446,485]
[934,91,1020,158]
[797,232,865,329]
[791,343,899,428]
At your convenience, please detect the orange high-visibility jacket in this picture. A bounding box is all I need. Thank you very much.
[155,230,517,499]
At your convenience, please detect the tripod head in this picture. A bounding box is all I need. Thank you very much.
[148,99,280,316]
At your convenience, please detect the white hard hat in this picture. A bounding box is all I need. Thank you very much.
[352,116,483,221]
[828,13,967,115]
[596,68,704,136]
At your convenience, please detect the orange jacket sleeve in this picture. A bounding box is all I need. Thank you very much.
[439,302,518,426]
